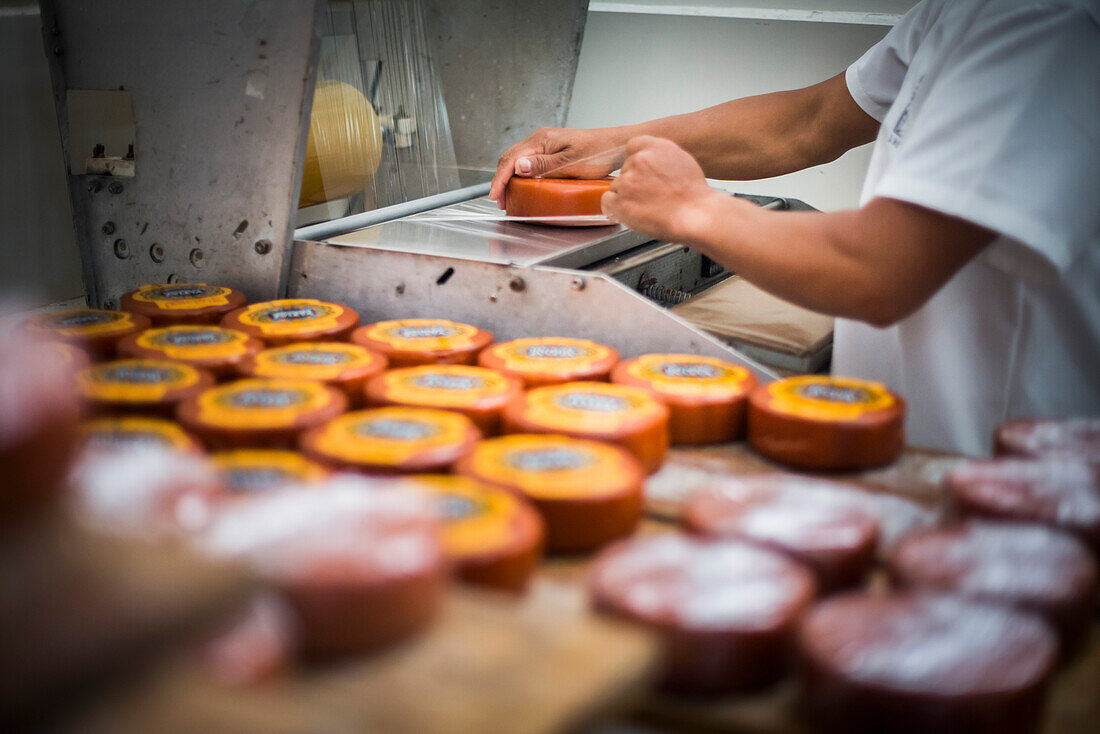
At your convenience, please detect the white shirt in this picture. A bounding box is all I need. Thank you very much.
[834,0,1100,456]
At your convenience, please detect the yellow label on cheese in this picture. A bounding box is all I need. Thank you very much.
[381,366,513,408]
[136,326,250,361]
[28,309,134,337]
[468,435,635,500]
[520,382,664,432]
[197,379,333,429]
[130,283,232,311]
[252,343,379,380]
[79,359,201,402]
[237,299,344,336]
[767,375,896,421]
[213,449,328,492]
[490,338,613,374]
[413,475,519,556]
[311,407,471,466]
[79,416,196,451]
[364,319,482,352]
[627,354,752,398]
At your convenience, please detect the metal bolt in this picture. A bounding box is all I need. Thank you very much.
[101,221,115,235]
[87,180,102,194]
[189,248,205,268]
[254,239,273,255]
[149,243,165,263]
[509,276,526,293]
[101,298,116,310]
[571,276,586,291]
[112,239,129,259]
[166,273,180,284]
[107,181,124,195]
[395,283,406,295]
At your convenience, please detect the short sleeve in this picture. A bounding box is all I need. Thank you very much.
[871,3,1100,275]
[846,0,947,122]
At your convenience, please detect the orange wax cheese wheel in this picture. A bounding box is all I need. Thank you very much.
[222,299,359,346]
[78,416,203,454]
[365,365,523,436]
[502,382,669,474]
[121,283,246,325]
[118,325,263,379]
[78,359,215,417]
[299,407,481,474]
[411,474,544,591]
[239,342,387,407]
[351,319,493,368]
[212,449,329,495]
[747,375,905,471]
[478,337,620,388]
[177,379,347,450]
[505,177,613,222]
[611,354,756,445]
[26,308,151,360]
[455,434,644,552]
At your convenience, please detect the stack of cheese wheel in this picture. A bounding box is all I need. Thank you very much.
[365,365,523,436]
[197,476,447,659]
[589,533,817,695]
[118,325,263,379]
[503,381,669,474]
[748,375,905,470]
[239,342,387,407]
[300,407,481,474]
[995,416,1100,468]
[411,474,544,592]
[797,593,1057,734]
[351,318,493,368]
[223,299,360,346]
[177,379,347,450]
[504,177,614,225]
[945,459,1100,554]
[683,475,880,592]
[77,359,215,417]
[888,521,1097,652]
[121,283,246,326]
[456,434,643,552]
[479,337,619,387]
[611,353,756,444]
[25,308,150,361]
[212,449,329,496]
[78,416,203,455]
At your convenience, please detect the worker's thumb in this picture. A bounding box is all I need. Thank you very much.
[515,153,565,177]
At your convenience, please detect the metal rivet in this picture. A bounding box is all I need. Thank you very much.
[571,276,586,291]
[395,283,406,295]
[509,276,526,292]
[101,221,115,235]
[166,273,180,283]
[107,181,124,195]
[149,243,165,263]
[254,239,273,255]
[112,239,129,259]
[189,248,205,268]
[101,298,116,310]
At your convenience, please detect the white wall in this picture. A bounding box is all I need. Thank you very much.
[568,10,903,211]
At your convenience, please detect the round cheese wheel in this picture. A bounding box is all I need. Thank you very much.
[78,359,215,417]
[455,434,644,552]
[222,299,360,346]
[478,337,619,388]
[25,308,151,361]
[589,534,817,695]
[351,319,493,368]
[611,354,756,444]
[299,406,481,474]
[747,375,905,471]
[120,283,246,326]
[177,379,348,450]
[797,593,1057,734]
[945,459,1100,555]
[197,476,446,659]
[118,325,264,379]
[889,521,1097,653]
[239,341,387,407]
[365,365,523,436]
[502,381,669,474]
[505,177,614,225]
[995,417,1100,468]
[78,416,203,455]
[212,449,329,495]
[410,474,544,591]
[683,474,880,592]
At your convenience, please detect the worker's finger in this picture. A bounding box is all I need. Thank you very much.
[624,135,659,156]
[515,152,572,178]
[601,190,619,221]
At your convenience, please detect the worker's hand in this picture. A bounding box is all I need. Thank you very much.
[489,127,625,209]
[602,136,722,242]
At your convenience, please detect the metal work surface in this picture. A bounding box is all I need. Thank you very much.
[40,0,325,306]
[323,196,650,268]
[289,241,778,382]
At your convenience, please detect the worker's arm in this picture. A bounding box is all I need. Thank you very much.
[489,72,878,207]
[602,137,994,328]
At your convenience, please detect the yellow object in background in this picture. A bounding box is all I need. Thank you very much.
[299,80,382,208]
